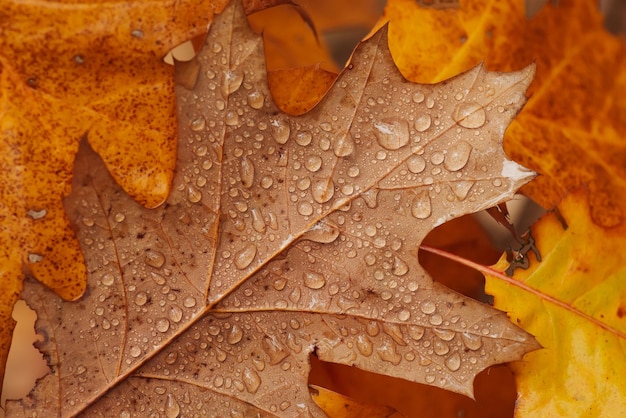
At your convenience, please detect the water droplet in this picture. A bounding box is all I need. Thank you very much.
[234,244,257,269]
[392,256,409,276]
[425,375,436,383]
[311,179,334,204]
[429,314,443,325]
[411,191,432,219]
[227,324,243,344]
[297,202,314,216]
[212,42,223,53]
[425,96,435,108]
[270,118,290,144]
[156,318,170,333]
[453,102,486,129]
[251,208,266,233]
[374,120,410,150]
[356,334,373,356]
[376,340,401,365]
[183,296,197,308]
[102,318,111,329]
[101,273,115,286]
[420,301,436,314]
[190,116,206,131]
[302,221,340,243]
[451,180,475,201]
[434,340,450,356]
[493,178,503,187]
[398,309,411,321]
[414,114,431,132]
[169,306,183,323]
[27,209,47,219]
[333,135,355,157]
[134,292,148,306]
[82,217,95,227]
[347,166,360,177]
[295,131,312,146]
[303,271,326,289]
[242,367,261,393]
[187,185,202,203]
[304,155,322,172]
[319,122,332,132]
[129,346,141,358]
[164,351,178,365]
[461,332,483,350]
[114,212,125,223]
[145,249,166,268]
[222,71,243,97]
[262,337,289,365]
[165,393,181,418]
[445,353,461,371]
[412,91,425,103]
[445,141,472,172]
[361,188,379,209]
[406,155,426,174]
[408,325,425,340]
[247,91,264,109]
[225,111,239,126]
[240,156,255,188]
[430,151,444,165]
[260,175,274,189]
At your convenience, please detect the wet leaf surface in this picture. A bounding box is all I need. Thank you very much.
[9,1,539,416]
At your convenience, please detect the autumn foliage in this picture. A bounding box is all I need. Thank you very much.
[1,0,625,416]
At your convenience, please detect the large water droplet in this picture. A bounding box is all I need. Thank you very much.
[271,118,290,144]
[414,114,432,132]
[392,256,409,276]
[433,328,456,341]
[301,221,340,243]
[445,353,461,371]
[234,244,257,270]
[376,340,401,365]
[190,116,206,131]
[434,340,450,356]
[361,188,379,208]
[169,306,183,323]
[262,337,289,365]
[303,271,326,289]
[356,334,373,356]
[311,179,334,204]
[227,324,243,344]
[187,185,202,203]
[165,393,181,418]
[333,135,355,157]
[297,202,314,216]
[408,325,425,341]
[145,249,166,268]
[453,102,486,129]
[304,155,322,172]
[156,318,170,333]
[397,309,411,321]
[251,208,266,233]
[134,292,148,306]
[129,346,141,358]
[444,141,472,172]
[242,367,261,393]
[222,71,243,97]
[451,180,475,201]
[295,131,312,146]
[411,191,432,219]
[461,332,483,350]
[247,91,264,109]
[240,156,255,188]
[101,273,115,286]
[420,301,436,314]
[114,212,126,223]
[374,120,410,150]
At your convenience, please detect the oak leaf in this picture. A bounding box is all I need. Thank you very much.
[9,1,538,416]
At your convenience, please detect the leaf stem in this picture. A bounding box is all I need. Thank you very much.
[419,244,626,340]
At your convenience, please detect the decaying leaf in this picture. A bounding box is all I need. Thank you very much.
[485,190,626,416]
[9,1,539,415]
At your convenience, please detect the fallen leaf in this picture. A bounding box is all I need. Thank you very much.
[8,1,538,415]
[310,385,399,418]
[484,190,626,416]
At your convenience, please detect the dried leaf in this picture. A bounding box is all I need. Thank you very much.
[485,190,626,416]
[9,1,538,416]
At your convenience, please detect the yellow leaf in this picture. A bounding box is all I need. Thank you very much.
[310,385,399,418]
[485,191,626,416]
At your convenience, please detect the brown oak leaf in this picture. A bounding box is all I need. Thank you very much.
[9,1,539,416]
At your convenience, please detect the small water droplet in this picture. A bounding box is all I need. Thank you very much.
[398,309,411,321]
[434,340,450,355]
[134,292,148,306]
[190,116,206,131]
[356,334,373,356]
[271,118,290,144]
[228,324,243,344]
[234,244,257,269]
[319,122,332,132]
[392,256,409,276]
[425,96,435,108]
[101,273,115,286]
[420,301,436,314]
[333,135,355,157]
[156,318,170,333]
[212,42,223,53]
[430,151,444,165]
[414,114,431,132]
[295,131,312,146]
[169,306,183,323]
[412,91,425,103]
[247,91,264,109]
[303,271,326,289]
[225,111,239,126]
[165,393,181,418]
[411,191,432,219]
[145,249,166,268]
[240,156,255,188]
[347,166,360,177]
[445,353,461,371]
[311,179,334,204]
[114,212,125,222]
[242,367,261,393]
[453,102,486,129]
[250,208,266,233]
[187,185,202,203]
[82,217,95,227]
[297,202,314,216]
[304,155,322,172]
[429,314,443,325]
[129,346,141,358]
[260,175,274,189]
[374,119,410,150]
[445,141,473,171]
